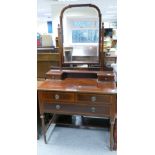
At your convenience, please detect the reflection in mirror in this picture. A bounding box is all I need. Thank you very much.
[62,6,100,64]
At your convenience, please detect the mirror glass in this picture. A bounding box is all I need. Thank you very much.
[62,6,100,64]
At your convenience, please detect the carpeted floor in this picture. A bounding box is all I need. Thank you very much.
[37,125,117,155]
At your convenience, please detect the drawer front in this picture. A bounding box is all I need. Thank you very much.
[44,104,111,117]
[98,76,115,81]
[40,91,75,103]
[76,93,112,105]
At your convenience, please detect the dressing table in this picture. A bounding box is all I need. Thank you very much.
[37,4,117,150]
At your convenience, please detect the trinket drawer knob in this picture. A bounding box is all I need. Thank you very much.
[91,96,96,102]
[55,94,60,100]
[91,107,96,112]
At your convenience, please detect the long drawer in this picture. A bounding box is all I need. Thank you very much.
[39,91,75,103]
[43,103,111,117]
[76,93,112,105]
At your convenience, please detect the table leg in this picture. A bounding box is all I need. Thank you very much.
[40,114,47,144]
[113,119,117,150]
[110,118,115,150]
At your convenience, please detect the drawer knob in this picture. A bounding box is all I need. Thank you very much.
[91,96,96,102]
[55,94,60,100]
[91,107,96,113]
[104,77,108,80]
[56,105,61,110]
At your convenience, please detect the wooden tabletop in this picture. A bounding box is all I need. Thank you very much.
[37,78,117,94]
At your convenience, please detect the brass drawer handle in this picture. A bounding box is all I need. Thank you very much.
[55,94,60,100]
[56,105,61,110]
[91,107,96,113]
[104,77,108,80]
[91,96,96,102]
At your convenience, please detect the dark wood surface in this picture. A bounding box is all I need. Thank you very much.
[37,78,117,150]
[38,78,116,93]
[113,118,117,150]
[45,69,115,81]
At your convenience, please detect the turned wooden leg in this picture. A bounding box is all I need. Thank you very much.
[40,114,47,144]
[113,118,117,150]
[110,118,115,150]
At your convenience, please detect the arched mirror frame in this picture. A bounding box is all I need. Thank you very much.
[58,4,104,69]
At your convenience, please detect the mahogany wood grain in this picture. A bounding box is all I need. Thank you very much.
[38,78,116,150]
[76,93,112,105]
[45,69,115,82]
[38,91,75,103]
[38,78,116,94]
[43,103,111,117]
